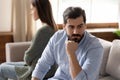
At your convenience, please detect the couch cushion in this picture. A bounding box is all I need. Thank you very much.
[106,39,120,79]
[98,38,112,76]
[99,76,117,80]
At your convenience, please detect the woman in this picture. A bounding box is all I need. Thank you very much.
[0,0,57,80]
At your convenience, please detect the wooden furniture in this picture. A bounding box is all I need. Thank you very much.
[57,23,119,42]
[87,28,119,42]
[0,32,13,63]
[0,23,119,63]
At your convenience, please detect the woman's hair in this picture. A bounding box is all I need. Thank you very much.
[31,0,57,31]
[63,7,86,24]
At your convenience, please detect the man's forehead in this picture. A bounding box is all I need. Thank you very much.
[66,16,84,25]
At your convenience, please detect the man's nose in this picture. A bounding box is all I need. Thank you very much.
[73,28,79,34]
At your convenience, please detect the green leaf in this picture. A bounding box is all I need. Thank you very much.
[114,30,120,37]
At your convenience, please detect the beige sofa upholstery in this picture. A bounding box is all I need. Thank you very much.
[5,39,120,80]
[99,39,120,80]
[6,41,31,62]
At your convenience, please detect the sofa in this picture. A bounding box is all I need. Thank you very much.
[5,38,120,80]
[98,39,120,80]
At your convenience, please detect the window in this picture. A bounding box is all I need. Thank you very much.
[0,0,12,32]
[50,0,119,24]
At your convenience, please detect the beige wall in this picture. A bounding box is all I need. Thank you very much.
[0,0,11,32]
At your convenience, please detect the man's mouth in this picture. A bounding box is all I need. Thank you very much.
[68,34,81,43]
[71,37,80,43]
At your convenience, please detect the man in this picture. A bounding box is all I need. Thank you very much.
[31,6,103,80]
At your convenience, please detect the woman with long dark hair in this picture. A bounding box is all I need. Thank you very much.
[0,0,57,80]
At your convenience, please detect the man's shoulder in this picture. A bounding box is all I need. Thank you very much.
[85,31,102,46]
[53,30,66,37]
[55,29,65,34]
[50,30,66,43]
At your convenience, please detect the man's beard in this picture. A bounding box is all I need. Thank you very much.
[68,34,82,43]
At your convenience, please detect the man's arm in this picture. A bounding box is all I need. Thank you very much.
[31,77,40,80]
[66,41,82,79]
[68,51,82,79]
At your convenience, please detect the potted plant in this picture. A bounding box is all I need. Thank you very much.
[113,29,120,37]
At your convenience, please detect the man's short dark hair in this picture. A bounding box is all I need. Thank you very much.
[63,7,86,24]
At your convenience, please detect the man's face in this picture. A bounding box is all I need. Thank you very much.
[64,16,86,43]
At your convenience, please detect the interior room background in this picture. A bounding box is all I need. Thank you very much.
[0,0,119,42]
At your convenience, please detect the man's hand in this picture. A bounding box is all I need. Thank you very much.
[31,77,40,80]
[65,41,81,79]
[66,41,78,55]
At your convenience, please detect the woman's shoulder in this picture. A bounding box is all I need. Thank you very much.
[35,25,54,38]
[38,25,54,32]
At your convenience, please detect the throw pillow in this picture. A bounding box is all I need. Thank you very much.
[106,39,120,79]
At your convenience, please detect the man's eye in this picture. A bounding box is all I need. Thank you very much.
[69,25,74,29]
[78,24,84,28]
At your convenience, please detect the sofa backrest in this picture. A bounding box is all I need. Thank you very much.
[6,42,31,62]
[98,38,112,76]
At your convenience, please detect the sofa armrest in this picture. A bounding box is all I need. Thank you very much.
[5,41,31,62]
[98,38,112,76]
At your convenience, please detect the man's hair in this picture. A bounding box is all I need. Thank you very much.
[63,7,86,24]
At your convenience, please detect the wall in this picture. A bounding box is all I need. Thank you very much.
[0,0,12,32]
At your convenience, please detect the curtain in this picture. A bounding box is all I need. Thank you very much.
[11,0,36,42]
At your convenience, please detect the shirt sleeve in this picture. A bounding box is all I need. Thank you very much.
[75,43,103,80]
